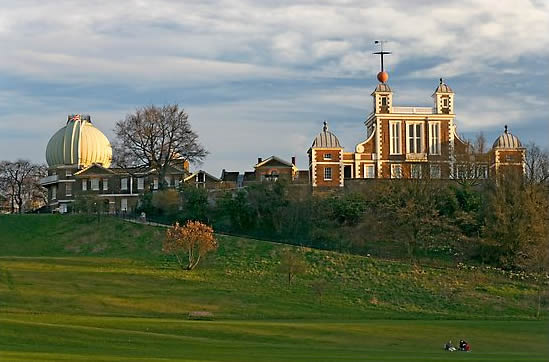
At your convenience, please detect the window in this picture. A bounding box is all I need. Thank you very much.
[121,198,128,212]
[430,164,441,179]
[103,178,108,191]
[66,171,72,177]
[407,122,424,154]
[324,167,332,181]
[381,96,387,106]
[324,153,332,160]
[164,176,171,186]
[429,122,441,155]
[174,178,180,188]
[153,178,159,190]
[389,121,402,154]
[52,185,57,200]
[454,165,467,179]
[442,97,449,108]
[66,183,72,196]
[364,165,375,178]
[411,164,422,179]
[121,177,128,191]
[197,173,205,182]
[137,177,144,190]
[391,164,402,179]
[477,165,488,179]
[91,178,99,191]
[82,179,87,191]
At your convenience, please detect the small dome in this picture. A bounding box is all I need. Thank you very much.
[434,78,453,93]
[46,114,112,168]
[311,121,342,148]
[492,126,522,149]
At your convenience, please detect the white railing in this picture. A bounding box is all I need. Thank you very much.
[391,106,434,114]
[406,153,428,161]
[40,175,59,185]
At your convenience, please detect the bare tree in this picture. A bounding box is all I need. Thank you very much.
[0,160,46,213]
[113,104,207,188]
[454,133,490,187]
[525,142,549,185]
[311,279,328,304]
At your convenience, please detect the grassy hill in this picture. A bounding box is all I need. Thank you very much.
[0,214,547,361]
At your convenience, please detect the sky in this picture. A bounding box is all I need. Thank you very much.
[0,0,547,175]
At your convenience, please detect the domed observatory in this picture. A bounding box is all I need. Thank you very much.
[490,125,526,176]
[41,114,112,213]
[46,114,112,168]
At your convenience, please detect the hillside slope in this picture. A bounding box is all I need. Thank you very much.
[0,214,543,320]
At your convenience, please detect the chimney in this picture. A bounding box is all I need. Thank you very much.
[258,157,262,164]
[291,156,296,166]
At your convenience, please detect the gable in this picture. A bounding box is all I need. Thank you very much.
[256,157,293,169]
[74,164,115,177]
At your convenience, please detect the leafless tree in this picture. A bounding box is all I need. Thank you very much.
[525,142,549,185]
[454,133,490,187]
[0,160,47,213]
[112,104,207,188]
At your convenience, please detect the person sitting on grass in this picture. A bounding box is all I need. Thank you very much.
[444,341,456,351]
[459,340,471,351]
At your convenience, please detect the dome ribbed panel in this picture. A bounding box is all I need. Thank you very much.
[311,131,341,148]
[46,127,66,167]
[45,118,112,168]
[79,122,112,168]
[492,133,522,149]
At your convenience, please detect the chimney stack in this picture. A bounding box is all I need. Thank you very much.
[258,157,262,164]
[291,156,296,166]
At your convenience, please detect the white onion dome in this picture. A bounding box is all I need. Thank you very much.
[311,121,342,148]
[492,125,523,149]
[46,114,112,168]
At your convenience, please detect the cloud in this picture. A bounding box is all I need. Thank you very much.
[0,0,547,172]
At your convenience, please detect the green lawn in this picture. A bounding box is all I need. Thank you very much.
[0,215,547,361]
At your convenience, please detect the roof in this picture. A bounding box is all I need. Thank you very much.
[255,156,294,168]
[243,171,256,181]
[372,83,392,93]
[492,126,523,149]
[220,170,239,182]
[311,122,342,149]
[184,170,220,182]
[433,78,453,94]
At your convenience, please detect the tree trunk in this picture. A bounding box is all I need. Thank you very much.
[536,283,542,320]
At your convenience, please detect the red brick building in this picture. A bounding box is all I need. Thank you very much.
[309,78,525,187]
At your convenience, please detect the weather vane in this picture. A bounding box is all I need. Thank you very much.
[373,40,391,83]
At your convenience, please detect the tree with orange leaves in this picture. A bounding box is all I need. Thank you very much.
[163,221,218,270]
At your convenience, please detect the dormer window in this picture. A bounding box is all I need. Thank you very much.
[324,153,332,160]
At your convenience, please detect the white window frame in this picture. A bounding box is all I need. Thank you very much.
[103,178,108,191]
[137,177,144,190]
[324,167,332,181]
[389,121,402,155]
[406,121,424,154]
[391,164,402,179]
[324,153,332,160]
[174,178,180,188]
[82,179,87,191]
[364,164,375,179]
[65,183,72,196]
[121,177,128,191]
[52,185,57,200]
[164,176,171,186]
[411,164,422,179]
[429,122,441,155]
[477,165,488,179]
[430,164,441,179]
[91,178,99,191]
[153,178,159,190]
